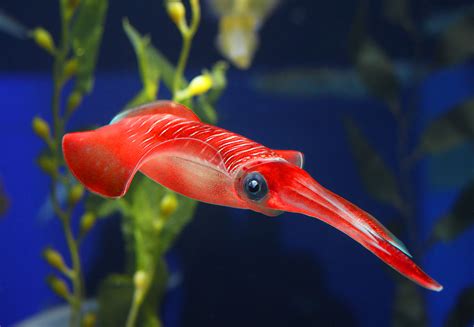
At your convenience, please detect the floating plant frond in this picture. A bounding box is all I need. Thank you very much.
[392,279,427,327]
[444,285,474,327]
[418,98,474,156]
[429,181,474,243]
[354,39,400,109]
[343,117,403,210]
[70,0,108,96]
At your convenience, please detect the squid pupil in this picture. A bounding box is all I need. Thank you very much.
[248,179,260,193]
[243,172,268,201]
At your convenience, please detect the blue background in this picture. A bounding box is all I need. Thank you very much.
[1,0,474,326]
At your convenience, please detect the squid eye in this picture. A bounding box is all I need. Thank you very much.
[243,172,268,201]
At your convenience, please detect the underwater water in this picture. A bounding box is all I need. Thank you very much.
[1,0,474,327]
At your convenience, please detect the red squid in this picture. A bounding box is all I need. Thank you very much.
[63,101,442,291]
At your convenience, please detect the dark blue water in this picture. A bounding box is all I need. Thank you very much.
[0,65,473,326]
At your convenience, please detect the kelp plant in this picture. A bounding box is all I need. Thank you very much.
[30,0,107,326]
[347,1,474,326]
[88,1,228,327]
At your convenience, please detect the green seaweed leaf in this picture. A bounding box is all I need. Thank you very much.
[96,274,134,327]
[206,61,229,104]
[119,176,195,326]
[127,175,197,254]
[343,117,402,208]
[444,285,474,327]
[355,39,400,106]
[348,0,369,59]
[430,181,474,242]
[194,95,218,124]
[437,15,474,66]
[125,89,155,109]
[123,19,187,95]
[418,99,474,155]
[195,61,228,124]
[123,19,160,102]
[392,279,427,327]
[151,46,186,92]
[160,193,197,253]
[71,0,108,94]
[383,0,413,33]
[85,193,128,218]
[128,176,163,223]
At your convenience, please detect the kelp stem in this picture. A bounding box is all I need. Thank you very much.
[48,1,85,326]
[62,216,84,327]
[125,299,141,327]
[172,0,201,98]
[125,271,151,327]
[52,81,84,327]
[173,34,192,98]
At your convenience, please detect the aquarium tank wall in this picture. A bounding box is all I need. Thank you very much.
[0,0,473,326]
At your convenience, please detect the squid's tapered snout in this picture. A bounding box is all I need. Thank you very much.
[243,161,442,291]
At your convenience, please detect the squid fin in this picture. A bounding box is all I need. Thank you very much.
[63,123,230,199]
[274,150,304,168]
[63,124,139,198]
[110,100,201,124]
